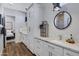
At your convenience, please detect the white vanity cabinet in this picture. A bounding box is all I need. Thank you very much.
[34,38,49,56]
[22,36,79,56]
[34,38,64,56]
[21,33,34,53]
[21,35,79,56]
[20,32,31,51]
[33,38,42,56]
[23,34,28,46]
[33,38,64,56]
[38,40,49,56]
[34,37,79,56]
[29,37,36,53]
[46,42,64,56]
[64,49,79,56]
[20,32,27,45]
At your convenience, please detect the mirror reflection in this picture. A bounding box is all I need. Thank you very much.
[54,11,72,30]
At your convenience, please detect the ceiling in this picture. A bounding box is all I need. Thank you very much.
[1,3,79,13]
[1,3,32,12]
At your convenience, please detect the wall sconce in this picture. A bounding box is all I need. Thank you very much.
[53,3,61,11]
[53,3,67,11]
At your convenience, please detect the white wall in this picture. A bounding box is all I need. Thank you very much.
[2,3,31,12]
[4,8,26,42]
[27,4,43,37]
[39,3,79,41]
[27,3,79,42]
[26,4,45,52]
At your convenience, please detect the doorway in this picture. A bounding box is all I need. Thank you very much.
[5,15,15,42]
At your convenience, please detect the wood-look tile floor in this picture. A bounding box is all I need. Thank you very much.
[2,42,35,56]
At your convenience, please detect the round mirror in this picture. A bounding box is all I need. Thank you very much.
[54,11,72,30]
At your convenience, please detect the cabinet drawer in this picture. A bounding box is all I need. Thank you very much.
[64,49,79,56]
[47,43,63,56]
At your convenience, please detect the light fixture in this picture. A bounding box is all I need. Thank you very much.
[53,3,67,11]
[53,3,61,11]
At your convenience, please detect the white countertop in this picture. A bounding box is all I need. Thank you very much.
[20,30,28,35]
[35,37,79,53]
[19,27,28,35]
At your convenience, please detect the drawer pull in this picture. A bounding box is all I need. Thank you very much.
[49,52,56,56]
[49,52,52,56]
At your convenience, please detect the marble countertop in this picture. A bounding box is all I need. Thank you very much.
[35,37,79,53]
[19,28,28,35]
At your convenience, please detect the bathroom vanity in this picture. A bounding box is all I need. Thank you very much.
[21,31,79,56]
[34,37,79,56]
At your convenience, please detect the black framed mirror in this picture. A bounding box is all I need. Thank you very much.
[54,11,72,30]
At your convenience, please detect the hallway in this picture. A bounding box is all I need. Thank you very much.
[2,42,35,56]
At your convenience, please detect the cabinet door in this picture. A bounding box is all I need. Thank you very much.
[23,34,27,45]
[47,43,63,56]
[40,41,49,56]
[23,34,31,50]
[64,49,79,56]
[33,39,41,56]
[20,33,24,42]
[34,38,49,56]
[22,34,26,45]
